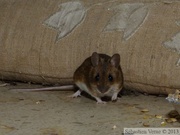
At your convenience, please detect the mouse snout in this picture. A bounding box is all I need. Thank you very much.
[97,85,109,94]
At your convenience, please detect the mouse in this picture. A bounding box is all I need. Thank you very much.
[12,52,124,104]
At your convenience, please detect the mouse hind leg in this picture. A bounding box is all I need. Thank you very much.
[69,90,82,98]
[68,82,84,98]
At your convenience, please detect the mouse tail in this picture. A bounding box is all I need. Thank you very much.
[10,85,75,92]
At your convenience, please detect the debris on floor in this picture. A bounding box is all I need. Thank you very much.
[0,82,179,135]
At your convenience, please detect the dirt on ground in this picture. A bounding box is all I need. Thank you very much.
[0,82,179,135]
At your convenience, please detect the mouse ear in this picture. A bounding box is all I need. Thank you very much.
[91,52,99,66]
[110,54,120,67]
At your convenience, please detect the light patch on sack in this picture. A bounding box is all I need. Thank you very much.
[163,32,180,66]
[43,2,86,41]
[104,3,149,40]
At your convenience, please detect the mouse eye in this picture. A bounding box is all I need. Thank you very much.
[95,74,100,81]
[108,74,113,82]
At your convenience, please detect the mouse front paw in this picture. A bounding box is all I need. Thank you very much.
[96,101,107,104]
[95,97,106,104]
[111,93,118,101]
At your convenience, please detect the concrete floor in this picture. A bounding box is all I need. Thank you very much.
[0,82,179,135]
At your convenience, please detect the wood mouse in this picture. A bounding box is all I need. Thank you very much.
[12,52,124,104]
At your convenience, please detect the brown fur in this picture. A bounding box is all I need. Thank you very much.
[74,52,123,99]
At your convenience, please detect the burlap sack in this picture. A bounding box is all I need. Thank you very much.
[0,0,180,94]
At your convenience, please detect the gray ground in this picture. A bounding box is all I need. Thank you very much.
[0,82,179,135]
